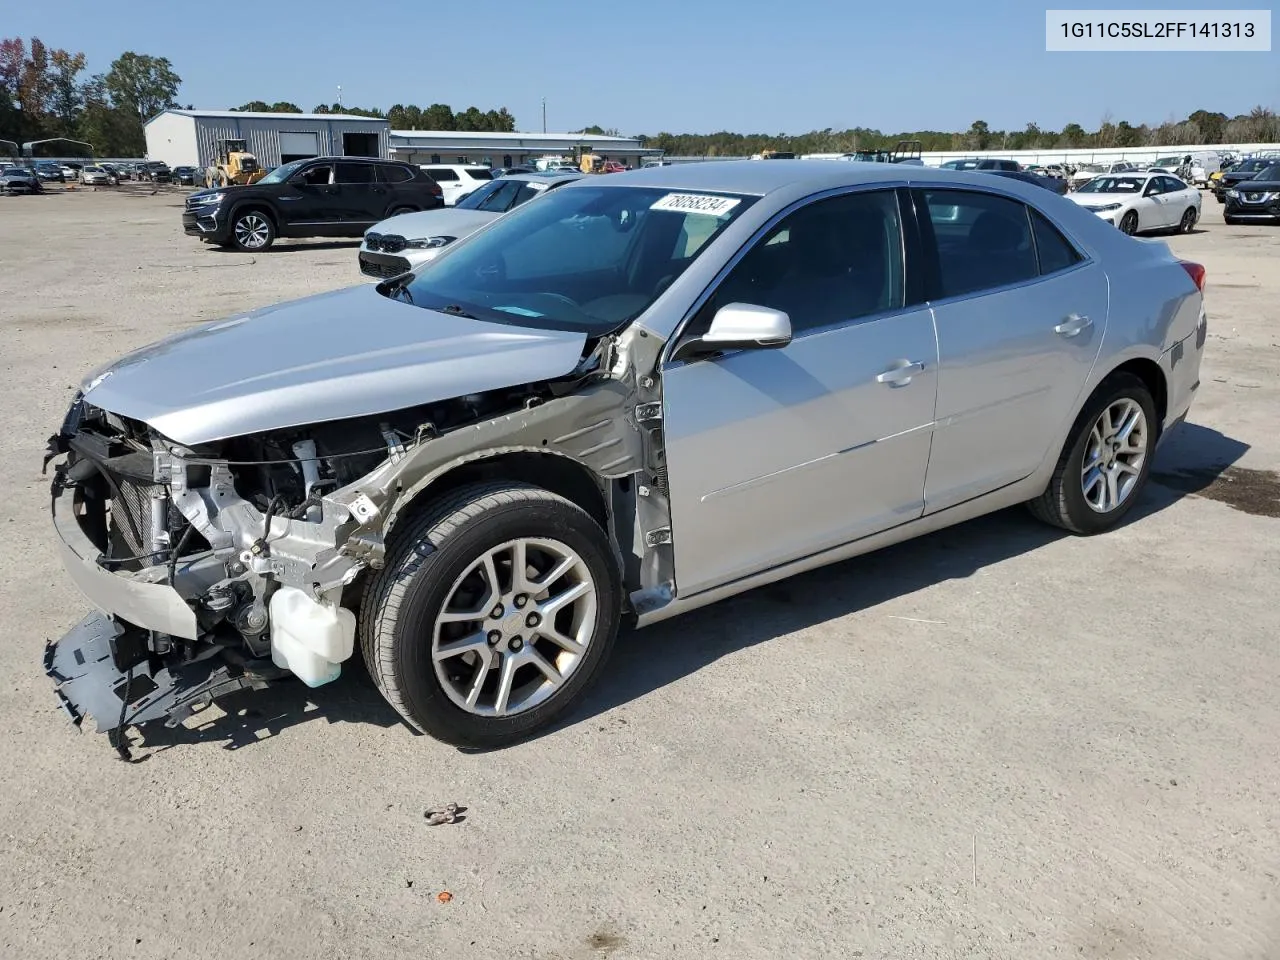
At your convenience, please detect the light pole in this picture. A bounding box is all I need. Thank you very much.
[337,85,343,109]
[542,97,546,134]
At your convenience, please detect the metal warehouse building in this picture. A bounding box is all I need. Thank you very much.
[144,109,391,169]
[389,130,663,169]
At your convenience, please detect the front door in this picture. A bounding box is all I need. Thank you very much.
[333,162,379,230]
[1141,177,1175,229]
[279,162,336,233]
[662,188,940,596]
[914,188,1109,512]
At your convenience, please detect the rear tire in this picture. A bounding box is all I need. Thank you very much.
[387,206,416,217]
[1027,373,1157,535]
[1178,207,1197,233]
[360,482,622,748]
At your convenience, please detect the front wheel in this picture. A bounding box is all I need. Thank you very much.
[230,209,275,251]
[1118,211,1139,235]
[360,482,622,747]
[1027,373,1157,535]
[1223,215,1240,225]
[1178,207,1197,233]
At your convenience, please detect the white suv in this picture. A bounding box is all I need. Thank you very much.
[419,164,494,205]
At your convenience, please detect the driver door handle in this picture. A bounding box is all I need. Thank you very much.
[1054,314,1093,337]
[876,361,925,385]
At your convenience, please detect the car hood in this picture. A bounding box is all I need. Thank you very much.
[367,207,499,240]
[79,284,588,446]
[1070,192,1140,206]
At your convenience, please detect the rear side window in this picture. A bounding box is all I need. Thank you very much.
[336,163,375,184]
[465,168,494,181]
[1029,209,1082,276]
[920,189,1037,298]
[427,168,459,182]
[378,164,413,183]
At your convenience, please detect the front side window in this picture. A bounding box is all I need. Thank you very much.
[394,186,755,335]
[1144,178,1166,196]
[920,189,1036,298]
[298,164,333,186]
[455,179,509,210]
[699,190,904,335]
[471,179,523,211]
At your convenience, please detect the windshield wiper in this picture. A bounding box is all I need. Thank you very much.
[438,304,478,320]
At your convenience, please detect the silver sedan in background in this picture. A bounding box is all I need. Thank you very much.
[45,162,1206,752]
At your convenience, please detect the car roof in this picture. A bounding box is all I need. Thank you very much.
[580,159,1060,197]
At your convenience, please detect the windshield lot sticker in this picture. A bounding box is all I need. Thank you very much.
[650,193,741,217]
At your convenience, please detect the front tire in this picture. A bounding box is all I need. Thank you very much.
[1027,373,1157,535]
[1223,215,1240,225]
[360,482,622,748]
[1118,211,1139,235]
[230,209,275,251]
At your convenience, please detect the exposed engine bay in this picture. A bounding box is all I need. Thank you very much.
[44,329,674,756]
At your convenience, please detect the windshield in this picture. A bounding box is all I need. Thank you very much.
[1077,176,1145,194]
[255,159,307,185]
[393,185,756,336]
[1077,164,1103,173]
[1154,157,1181,167]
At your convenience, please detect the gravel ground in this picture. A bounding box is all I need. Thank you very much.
[1,183,1278,960]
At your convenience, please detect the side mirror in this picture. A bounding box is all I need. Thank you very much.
[673,303,792,362]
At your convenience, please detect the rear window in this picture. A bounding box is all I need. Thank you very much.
[378,164,413,183]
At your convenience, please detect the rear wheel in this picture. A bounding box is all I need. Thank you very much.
[230,209,275,251]
[1027,373,1157,535]
[387,206,417,217]
[1178,207,1197,233]
[360,482,622,747]
[1118,211,1139,235]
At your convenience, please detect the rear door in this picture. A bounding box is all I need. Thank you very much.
[333,162,379,229]
[915,187,1108,513]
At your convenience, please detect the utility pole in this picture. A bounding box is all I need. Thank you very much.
[542,97,547,134]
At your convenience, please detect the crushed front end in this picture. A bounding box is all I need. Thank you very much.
[43,396,380,751]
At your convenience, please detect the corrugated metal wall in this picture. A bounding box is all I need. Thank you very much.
[190,117,390,168]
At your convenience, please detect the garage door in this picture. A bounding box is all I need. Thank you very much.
[279,131,320,163]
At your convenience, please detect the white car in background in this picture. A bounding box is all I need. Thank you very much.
[359,172,582,279]
[1068,171,1201,235]
[1068,161,1137,191]
[420,164,496,206]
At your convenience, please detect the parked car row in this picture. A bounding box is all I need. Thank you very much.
[51,160,1209,750]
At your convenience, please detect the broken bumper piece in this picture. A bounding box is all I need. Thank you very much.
[46,610,273,733]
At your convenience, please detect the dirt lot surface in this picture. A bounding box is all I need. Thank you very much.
[1,184,1278,960]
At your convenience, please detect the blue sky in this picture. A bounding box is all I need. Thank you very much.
[6,0,1277,133]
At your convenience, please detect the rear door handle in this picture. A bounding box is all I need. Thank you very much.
[1054,314,1093,337]
[876,360,926,385]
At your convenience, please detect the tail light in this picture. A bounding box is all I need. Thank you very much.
[1179,260,1206,292]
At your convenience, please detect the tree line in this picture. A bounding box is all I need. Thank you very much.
[231,100,516,132]
[638,108,1280,157]
[1,37,180,156]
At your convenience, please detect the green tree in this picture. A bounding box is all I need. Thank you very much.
[104,52,180,123]
[232,100,272,112]
[1060,122,1087,147]
[966,120,991,150]
[422,103,454,129]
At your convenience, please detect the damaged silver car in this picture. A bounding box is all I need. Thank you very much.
[45,162,1207,751]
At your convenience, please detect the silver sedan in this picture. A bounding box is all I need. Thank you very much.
[46,161,1207,750]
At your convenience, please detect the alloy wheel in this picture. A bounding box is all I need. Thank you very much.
[431,538,598,717]
[1081,398,1148,513]
[234,214,270,249]
[1180,208,1196,233]
[1119,212,1138,235]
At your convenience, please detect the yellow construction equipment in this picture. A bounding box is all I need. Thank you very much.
[205,139,265,188]
[579,152,605,174]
